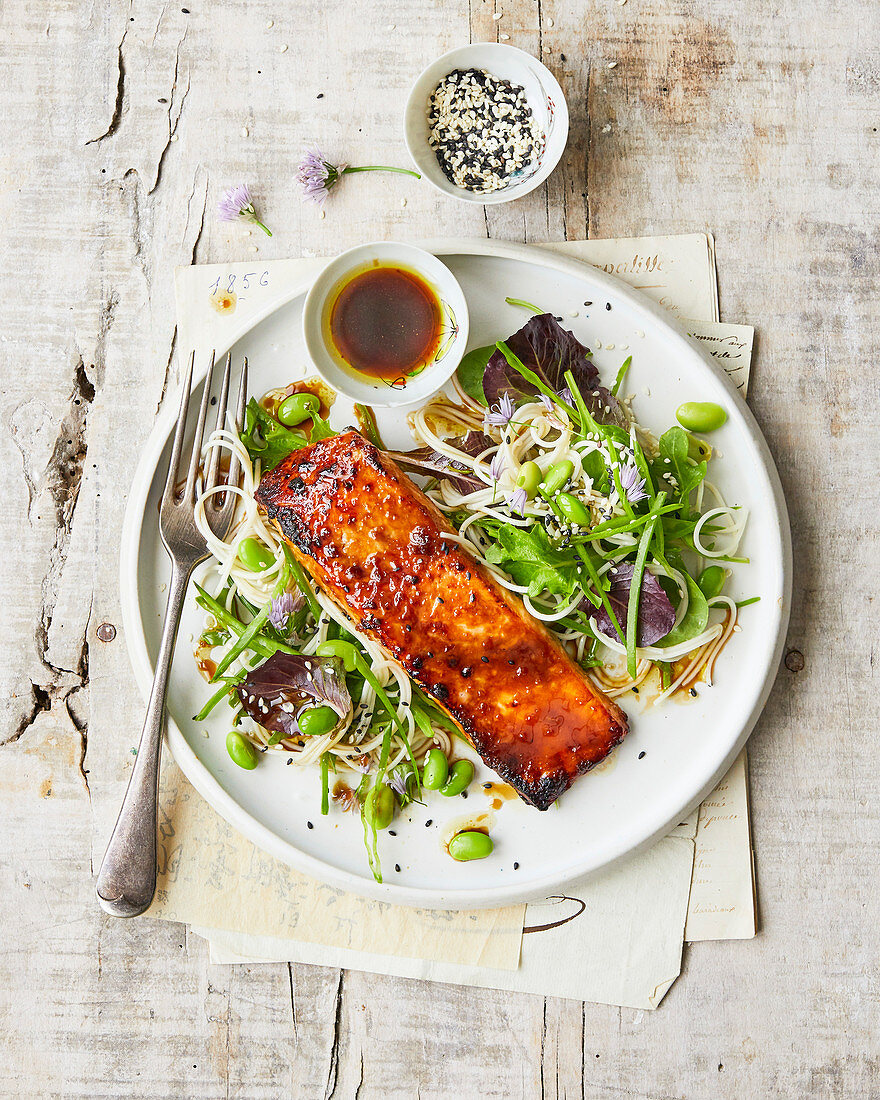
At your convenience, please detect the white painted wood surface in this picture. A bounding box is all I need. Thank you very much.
[1,0,878,1095]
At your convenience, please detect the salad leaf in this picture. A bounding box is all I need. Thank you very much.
[654,427,708,503]
[589,562,676,646]
[236,652,351,741]
[241,399,307,471]
[387,430,492,495]
[654,571,709,648]
[482,314,626,426]
[485,524,578,599]
[456,345,493,406]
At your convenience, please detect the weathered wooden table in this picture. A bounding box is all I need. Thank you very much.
[2,0,877,1095]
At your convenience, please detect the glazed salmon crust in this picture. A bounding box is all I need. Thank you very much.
[255,431,628,810]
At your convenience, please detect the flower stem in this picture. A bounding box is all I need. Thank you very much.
[342,165,421,179]
[252,218,272,237]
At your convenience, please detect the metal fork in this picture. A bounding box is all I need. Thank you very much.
[96,350,248,917]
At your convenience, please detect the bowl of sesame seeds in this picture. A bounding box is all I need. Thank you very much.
[404,43,569,204]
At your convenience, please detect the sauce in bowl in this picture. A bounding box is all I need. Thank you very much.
[328,264,442,382]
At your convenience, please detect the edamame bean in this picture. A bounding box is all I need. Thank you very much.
[556,492,592,526]
[422,748,449,790]
[516,461,543,499]
[440,759,474,797]
[315,639,359,672]
[238,537,274,572]
[697,565,726,600]
[676,401,727,433]
[297,705,339,736]
[363,784,395,830]
[686,434,712,462]
[278,392,320,427]
[542,459,574,495]
[448,830,494,861]
[226,730,259,770]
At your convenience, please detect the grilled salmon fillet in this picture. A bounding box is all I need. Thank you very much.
[255,431,628,809]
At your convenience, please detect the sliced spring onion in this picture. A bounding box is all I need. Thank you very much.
[626,514,659,680]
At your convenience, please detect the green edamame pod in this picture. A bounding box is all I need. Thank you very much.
[363,784,395,830]
[542,459,575,495]
[238,537,274,572]
[422,748,449,790]
[556,492,592,526]
[297,705,340,736]
[676,401,727,433]
[448,831,494,861]
[440,759,474,797]
[516,461,543,499]
[697,565,726,600]
[278,392,320,427]
[226,730,259,770]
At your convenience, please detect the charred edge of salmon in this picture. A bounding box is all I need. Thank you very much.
[256,432,629,811]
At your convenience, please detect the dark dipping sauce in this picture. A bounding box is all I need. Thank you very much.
[329,265,442,381]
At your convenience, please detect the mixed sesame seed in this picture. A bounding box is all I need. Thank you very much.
[427,68,544,193]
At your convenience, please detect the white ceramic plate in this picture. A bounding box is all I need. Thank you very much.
[120,240,791,910]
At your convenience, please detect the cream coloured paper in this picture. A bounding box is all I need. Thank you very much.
[148,757,525,971]
[195,834,694,1011]
[686,751,757,940]
[544,232,719,323]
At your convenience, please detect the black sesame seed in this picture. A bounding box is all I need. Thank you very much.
[461,667,472,678]
[632,686,640,694]
[425,819,433,827]
[638,751,646,759]
[307,821,314,829]
[513,861,520,870]
[460,790,468,799]
[388,830,397,836]
[605,302,612,311]
[481,655,489,663]
[508,659,515,665]
[689,687,698,697]
[395,864,401,873]
[316,93,324,99]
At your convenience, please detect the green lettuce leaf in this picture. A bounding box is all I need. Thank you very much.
[485,525,578,599]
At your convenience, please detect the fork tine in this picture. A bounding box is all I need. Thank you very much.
[161,351,195,506]
[225,357,248,487]
[183,350,216,504]
[207,358,249,534]
[204,352,232,496]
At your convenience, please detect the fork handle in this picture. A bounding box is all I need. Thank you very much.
[96,561,194,917]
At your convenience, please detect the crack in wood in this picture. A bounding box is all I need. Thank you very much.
[85,29,128,146]
[151,29,191,195]
[323,970,344,1099]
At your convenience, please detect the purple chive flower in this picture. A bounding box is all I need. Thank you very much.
[507,487,528,515]
[388,769,409,798]
[557,385,573,406]
[348,755,372,776]
[268,591,299,630]
[619,461,648,504]
[489,452,506,481]
[217,183,272,236]
[539,393,555,413]
[296,145,421,207]
[485,392,516,428]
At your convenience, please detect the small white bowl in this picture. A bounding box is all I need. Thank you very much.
[404,43,569,205]
[302,242,470,408]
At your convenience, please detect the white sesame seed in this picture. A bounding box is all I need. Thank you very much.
[387,22,395,29]
[601,123,612,134]
[569,309,579,317]
[169,134,178,142]
[241,126,249,137]
[318,209,325,219]
[547,17,554,26]
[401,197,407,207]
[279,43,288,52]
[607,60,618,68]
[266,19,274,27]
[492,10,503,18]
[499,32,510,40]
[250,245,259,252]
